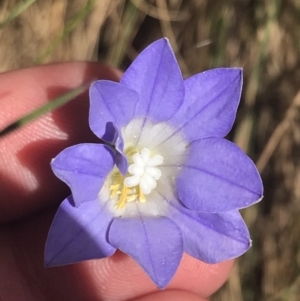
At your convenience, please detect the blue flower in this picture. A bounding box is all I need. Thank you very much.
[45,38,263,289]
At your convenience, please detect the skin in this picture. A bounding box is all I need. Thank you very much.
[0,62,234,301]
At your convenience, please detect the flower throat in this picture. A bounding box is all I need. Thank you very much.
[109,148,164,209]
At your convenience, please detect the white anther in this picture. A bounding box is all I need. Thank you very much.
[139,180,152,195]
[132,153,144,166]
[145,167,161,180]
[141,174,157,190]
[140,148,151,163]
[147,155,164,166]
[124,148,164,195]
[124,175,140,187]
[128,164,144,176]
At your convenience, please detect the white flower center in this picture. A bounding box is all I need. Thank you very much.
[108,148,164,209]
[99,118,188,217]
[124,148,163,195]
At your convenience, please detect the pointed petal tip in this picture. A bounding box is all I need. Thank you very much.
[155,281,170,290]
[44,248,64,268]
[230,66,243,72]
[109,217,183,290]
[152,36,170,46]
[203,238,252,264]
[43,257,59,268]
[44,197,116,269]
[154,37,174,57]
[136,37,171,56]
[44,255,79,268]
[205,67,243,84]
[218,66,243,73]
[173,67,243,141]
[204,66,242,73]
[147,273,176,290]
[44,258,51,268]
[248,177,264,207]
[120,36,183,122]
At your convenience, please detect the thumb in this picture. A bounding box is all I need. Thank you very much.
[132,290,207,301]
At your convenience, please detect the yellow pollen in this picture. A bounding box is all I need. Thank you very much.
[116,185,128,209]
[139,187,146,203]
[109,175,148,209]
[109,184,120,198]
[126,194,138,202]
[109,146,164,209]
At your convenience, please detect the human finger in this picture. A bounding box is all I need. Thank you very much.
[132,290,207,301]
[0,62,121,222]
[2,208,233,300]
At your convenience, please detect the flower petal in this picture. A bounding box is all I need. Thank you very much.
[176,138,263,212]
[109,123,128,175]
[89,80,139,143]
[170,68,242,141]
[108,215,183,289]
[51,143,115,207]
[45,196,115,267]
[169,204,251,263]
[120,38,184,122]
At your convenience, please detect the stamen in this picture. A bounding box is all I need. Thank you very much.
[110,183,120,198]
[124,175,140,187]
[116,185,128,209]
[140,174,157,192]
[111,147,164,209]
[139,187,146,203]
[126,194,138,202]
[132,153,144,166]
[128,164,144,176]
[127,148,163,195]
[145,167,161,180]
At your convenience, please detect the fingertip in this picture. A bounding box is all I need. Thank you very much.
[0,62,121,222]
[80,252,233,300]
[168,254,234,297]
[132,290,207,301]
[0,62,121,128]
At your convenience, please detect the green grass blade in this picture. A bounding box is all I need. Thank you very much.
[0,83,88,137]
[0,0,36,28]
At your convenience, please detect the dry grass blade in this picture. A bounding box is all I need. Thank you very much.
[0,0,36,28]
[131,0,188,21]
[107,0,143,67]
[0,0,112,71]
[234,0,282,152]
[35,0,97,64]
[256,90,300,173]
[155,0,189,75]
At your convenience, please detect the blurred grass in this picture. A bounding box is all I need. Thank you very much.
[1,0,300,300]
[0,0,36,28]
[34,0,97,64]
